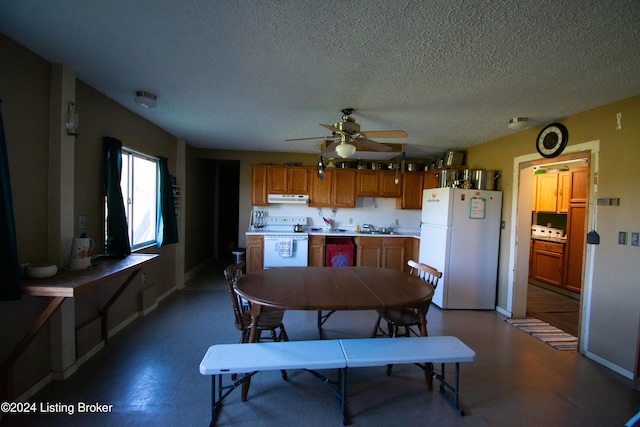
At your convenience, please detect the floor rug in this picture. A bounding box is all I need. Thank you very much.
[505,318,578,351]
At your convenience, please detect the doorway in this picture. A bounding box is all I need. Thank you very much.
[184,158,240,276]
[213,160,240,264]
[509,141,599,350]
[526,155,588,337]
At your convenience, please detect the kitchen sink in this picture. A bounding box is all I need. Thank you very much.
[359,231,400,235]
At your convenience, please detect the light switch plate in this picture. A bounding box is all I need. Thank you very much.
[618,231,627,245]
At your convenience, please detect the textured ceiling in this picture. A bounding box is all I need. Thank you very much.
[1,0,639,158]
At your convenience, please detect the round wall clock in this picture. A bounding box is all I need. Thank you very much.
[536,123,568,158]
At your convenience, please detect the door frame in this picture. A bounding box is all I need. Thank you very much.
[506,140,599,353]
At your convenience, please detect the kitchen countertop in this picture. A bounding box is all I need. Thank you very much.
[531,236,566,244]
[247,229,420,238]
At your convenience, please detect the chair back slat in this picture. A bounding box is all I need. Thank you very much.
[224,261,248,328]
[407,259,442,290]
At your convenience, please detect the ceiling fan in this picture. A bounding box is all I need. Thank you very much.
[286,108,408,158]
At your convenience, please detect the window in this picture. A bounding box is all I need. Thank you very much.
[106,149,159,250]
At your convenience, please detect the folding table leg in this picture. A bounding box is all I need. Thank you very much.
[210,375,222,427]
[434,362,466,416]
[340,368,349,426]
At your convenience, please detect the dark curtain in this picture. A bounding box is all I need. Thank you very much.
[157,156,179,247]
[102,137,131,256]
[0,100,21,300]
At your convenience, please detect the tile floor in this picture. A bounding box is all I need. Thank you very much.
[2,263,639,426]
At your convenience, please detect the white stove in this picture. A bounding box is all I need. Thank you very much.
[260,216,309,268]
[262,216,308,235]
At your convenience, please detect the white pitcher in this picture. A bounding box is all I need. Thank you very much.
[69,237,94,270]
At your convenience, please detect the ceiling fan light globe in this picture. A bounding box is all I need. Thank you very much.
[335,143,356,158]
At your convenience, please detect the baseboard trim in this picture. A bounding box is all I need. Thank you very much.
[496,305,512,317]
[585,350,633,380]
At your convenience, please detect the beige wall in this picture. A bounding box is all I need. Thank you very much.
[187,147,318,249]
[0,34,181,397]
[467,94,640,374]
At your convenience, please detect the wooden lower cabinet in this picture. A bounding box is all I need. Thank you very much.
[564,204,586,292]
[354,236,417,271]
[355,236,382,267]
[531,240,564,287]
[248,234,419,272]
[309,235,326,267]
[381,238,406,271]
[245,235,264,273]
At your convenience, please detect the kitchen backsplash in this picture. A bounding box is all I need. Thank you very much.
[531,212,567,231]
[251,197,421,232]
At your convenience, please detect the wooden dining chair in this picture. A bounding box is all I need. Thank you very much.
[371,260,442,381]
[371,260,441,339]
[224,261,289,344]
[224,261,289,393]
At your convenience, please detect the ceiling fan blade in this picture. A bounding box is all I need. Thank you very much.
[320,123,344,135]
[323,140,340,152]
[285,135,335,141]
[355,138,393,151]
[359,130,408,139]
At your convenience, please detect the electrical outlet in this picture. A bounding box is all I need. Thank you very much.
[631,232,639,247]
[78,215,86,229]
[395,218,399,226]
[349,218,353,224]
[141,274,147,284]
[618,231,627,245]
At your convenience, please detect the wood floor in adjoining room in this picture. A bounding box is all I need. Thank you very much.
[526,283,580,337]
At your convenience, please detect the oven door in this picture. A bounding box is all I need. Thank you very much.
[263,234,309,268]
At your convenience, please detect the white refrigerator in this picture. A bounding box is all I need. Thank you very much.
[419,188,502,309]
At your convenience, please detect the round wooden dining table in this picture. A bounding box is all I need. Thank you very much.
[234,266,435,343]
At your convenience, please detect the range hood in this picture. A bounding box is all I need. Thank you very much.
[267,194,309,204]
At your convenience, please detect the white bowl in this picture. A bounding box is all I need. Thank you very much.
[25,263,58,279]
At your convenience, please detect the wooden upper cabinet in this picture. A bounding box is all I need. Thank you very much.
[423,170,439,189]
[569,167,589,203]
[332,169,356,208]
[251,165,268,206]
[288,167,309,194]
[377,171,402,198]
[267,166,287,193]
[557,171,571,213]
[398,171,424,210]
[355,169,402,198]
[309,168,332,207]
[266,166,309,194]
[535,173,559,212]
[309,168,356,208]
[356,170,378,197]
[533,167,588,213]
